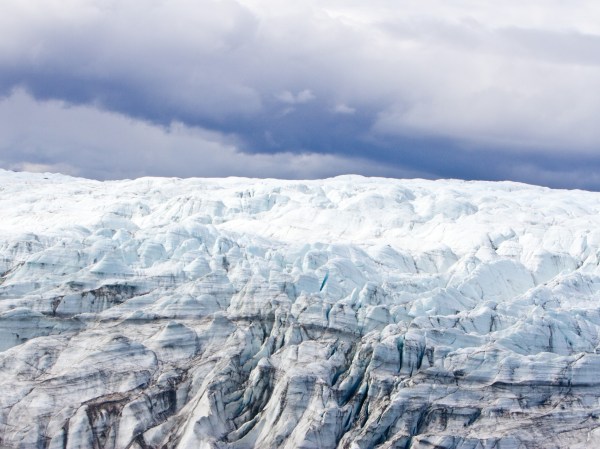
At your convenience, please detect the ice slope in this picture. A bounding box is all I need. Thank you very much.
[1,169,600,448]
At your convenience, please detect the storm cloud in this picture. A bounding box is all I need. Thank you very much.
[2,0,600,188]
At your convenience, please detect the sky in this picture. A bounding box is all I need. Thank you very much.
[2,0,600,189]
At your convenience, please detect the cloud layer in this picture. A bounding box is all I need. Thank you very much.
[0,90,421,180]
[2,0,600,188]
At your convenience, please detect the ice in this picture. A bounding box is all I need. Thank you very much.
[1,170,600,448]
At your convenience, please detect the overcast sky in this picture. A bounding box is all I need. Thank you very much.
[2,0,600,189]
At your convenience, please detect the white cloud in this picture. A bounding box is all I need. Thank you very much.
[333,103,355,115]
[276,89,316,105]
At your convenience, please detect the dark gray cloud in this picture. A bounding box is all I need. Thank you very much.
[2,0,600,189]
[0,90,428,180]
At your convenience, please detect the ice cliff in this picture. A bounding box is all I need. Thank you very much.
[1,170,600,449]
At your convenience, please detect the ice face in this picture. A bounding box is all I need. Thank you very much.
[1,170,600,448]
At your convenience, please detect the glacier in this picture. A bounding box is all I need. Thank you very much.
[1,169,600,448]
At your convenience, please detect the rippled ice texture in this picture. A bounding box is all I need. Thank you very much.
[1,170,600,449]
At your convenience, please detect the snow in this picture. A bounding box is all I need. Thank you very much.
[1,169,600,448]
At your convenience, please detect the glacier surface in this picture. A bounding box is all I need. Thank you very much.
[1,170,600,448]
